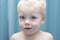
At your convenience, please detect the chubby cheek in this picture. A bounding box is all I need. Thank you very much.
[18,20,24,29]
[32,19,42,27]
[32,21,41,29]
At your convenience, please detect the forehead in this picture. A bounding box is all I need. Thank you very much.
[18,7,42,16]
[18,5,42,15]
[18,1,42,16]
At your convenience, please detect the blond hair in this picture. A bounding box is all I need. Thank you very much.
[17,0,46,18]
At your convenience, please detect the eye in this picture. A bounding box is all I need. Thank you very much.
[31,16,37,19]
[19,16,25,19]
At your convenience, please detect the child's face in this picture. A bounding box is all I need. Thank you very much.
[18,6,44,35]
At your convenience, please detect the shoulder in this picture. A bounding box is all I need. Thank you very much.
[40,31,54,40]
[10,32,23,40]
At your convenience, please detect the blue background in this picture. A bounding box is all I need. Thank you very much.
[0,0,60,40]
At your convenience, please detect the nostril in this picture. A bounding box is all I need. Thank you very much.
[25,23,30,26]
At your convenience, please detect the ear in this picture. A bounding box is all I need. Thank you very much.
[41,16,46,24]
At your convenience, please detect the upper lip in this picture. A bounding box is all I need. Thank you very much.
[24,26,32,29]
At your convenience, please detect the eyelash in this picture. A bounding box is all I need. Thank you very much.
[31,16,37,19]
[19,16,37,19]
[19,16,25,19]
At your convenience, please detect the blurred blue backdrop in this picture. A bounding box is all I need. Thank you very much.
[0,0,60,40]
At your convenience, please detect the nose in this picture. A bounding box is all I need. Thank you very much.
[25,19,31,25]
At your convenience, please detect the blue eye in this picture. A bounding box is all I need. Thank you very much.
[19,16,25,19]
[31,16,37,19]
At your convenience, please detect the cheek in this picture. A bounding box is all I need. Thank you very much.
[32,19,42,26]
[31,22,41,33]
[19,21,25,30]
[18,19,24,27]
[32,21,41,29]
[33,23,40,27]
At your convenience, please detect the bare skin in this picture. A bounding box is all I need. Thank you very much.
[10,31,53,40]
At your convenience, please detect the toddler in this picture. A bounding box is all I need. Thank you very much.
[10,0,53,40]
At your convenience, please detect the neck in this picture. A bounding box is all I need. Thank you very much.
[23,30,41,39]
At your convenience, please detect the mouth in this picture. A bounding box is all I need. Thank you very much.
[24,28,32,30]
